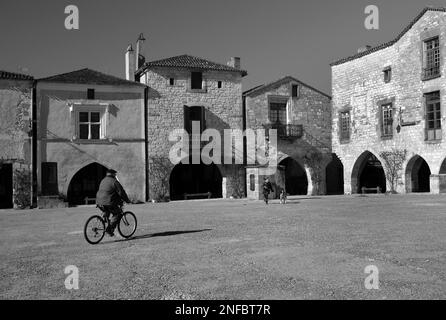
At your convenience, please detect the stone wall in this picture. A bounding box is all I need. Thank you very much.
[331,10,446,194]
[0,79,33,208]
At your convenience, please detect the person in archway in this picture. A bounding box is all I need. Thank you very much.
[96,169,131,236]
[262,177,273,205]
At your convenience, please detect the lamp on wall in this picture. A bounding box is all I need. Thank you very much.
[397,106,405,133]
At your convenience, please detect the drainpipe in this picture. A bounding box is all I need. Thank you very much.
[31,81,38,208]
[144,85,149,202]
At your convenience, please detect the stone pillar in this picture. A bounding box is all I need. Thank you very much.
[430,174,446,194]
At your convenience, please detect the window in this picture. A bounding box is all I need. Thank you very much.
[78,111,102,140]
[249,174,255,191]
[425,91,441,141]
[169,78,175,86]
[218,81,222,88]
[383,67,392,83]
[184,105,205,134]
[381,103,393,137]
[41,162,58,195]
[269,102,287,124]
[291,84,299,98]
[191,72,203,89]
[423,37,440,80]
[340,111,351,141]
[87,89,95,100]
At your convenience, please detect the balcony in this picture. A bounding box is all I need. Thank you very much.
[422,66,441,81]
[265,123,303,139]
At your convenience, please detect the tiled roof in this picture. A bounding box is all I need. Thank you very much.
[243,76,331,99]
[0,70,33,80]
[330,7,446,66]
[38,68,146,87]
[138,54,247,76]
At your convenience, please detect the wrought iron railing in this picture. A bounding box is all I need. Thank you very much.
[422,66,440,80]
[266,123,303,139]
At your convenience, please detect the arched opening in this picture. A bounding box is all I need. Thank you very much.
[326,154,344,195]
[351,151,386,193]
[0,163,13,209]
[169,162,222,201]
[67,162,108,206]
[405,156,431,193]
[279,157,308,195]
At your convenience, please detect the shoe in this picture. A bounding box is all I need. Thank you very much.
[105,226,115,237]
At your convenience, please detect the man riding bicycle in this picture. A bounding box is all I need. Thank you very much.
[96,169,131,236]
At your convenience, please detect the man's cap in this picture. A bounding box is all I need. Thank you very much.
[107,169,117,174]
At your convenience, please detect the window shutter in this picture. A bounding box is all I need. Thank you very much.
[200,106,206,132]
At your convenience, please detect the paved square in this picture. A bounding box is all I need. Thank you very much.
[1,194,445,299]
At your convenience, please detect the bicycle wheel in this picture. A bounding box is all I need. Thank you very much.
[84,215,106,244]
[118,211,137,238]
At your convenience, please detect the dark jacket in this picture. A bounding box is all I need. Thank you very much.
[263,181,273,194]
[96,176,130,206]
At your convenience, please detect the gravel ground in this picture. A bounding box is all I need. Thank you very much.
[0,194,445,300]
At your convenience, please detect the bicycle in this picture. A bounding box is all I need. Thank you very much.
[83,204,137,244]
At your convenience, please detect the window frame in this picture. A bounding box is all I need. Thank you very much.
[191,72,203,90]
[339,111,351,142]
[381,103,394,138]
[268,102,287,125]
[425,91,442,141]
[291,84,300,98]
[423,36,441,80]
[69,103,109,142]
[383,67,392,83]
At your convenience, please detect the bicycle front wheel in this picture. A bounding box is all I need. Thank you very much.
[84,215,106,244]
[118,211,137,238]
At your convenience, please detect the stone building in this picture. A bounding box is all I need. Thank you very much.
[35,68,147,207]
[126,44,247,200]
[331,7,446,194]
[0,71,34,208]
[244,76,336,199]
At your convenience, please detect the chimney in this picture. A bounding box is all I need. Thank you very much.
[125,44,135,81]
[227,57,241,69]
[136,33,146,69]
[357,45,372,53]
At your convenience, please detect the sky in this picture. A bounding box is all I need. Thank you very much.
[0,0,444,95]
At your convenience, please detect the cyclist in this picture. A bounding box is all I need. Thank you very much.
[96,169,131,236]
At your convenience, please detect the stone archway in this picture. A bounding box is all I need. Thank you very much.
[67,162,108,206]
[351,151,386,193]
[278,157,308,195]
[326,154,344,195]
[405,155,431,193]
[169,162,222,201]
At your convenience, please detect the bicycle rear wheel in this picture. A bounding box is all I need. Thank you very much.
[118,211,137,238]
[84,215,106,244]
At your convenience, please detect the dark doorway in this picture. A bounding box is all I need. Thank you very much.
[67,163,107,206]
[440,158,446,193]
[406,156,431,193]
[0,163,13,209]
[352,152,386,193]
[279,157,308,195]
[169,162,222,201]
[326,154,344,195]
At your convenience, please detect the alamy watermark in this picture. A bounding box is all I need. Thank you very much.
[168,121,278,175]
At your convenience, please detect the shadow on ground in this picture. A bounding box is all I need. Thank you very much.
[109,229,212,243]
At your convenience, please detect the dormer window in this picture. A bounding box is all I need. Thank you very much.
[383,67,392,83]
[191,72,203,89]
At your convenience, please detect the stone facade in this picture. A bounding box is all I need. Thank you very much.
[244,76,333,198]
[0,74,33,208]
[137,57,246,201]
[36,73,147,206]
[331,8,446,194]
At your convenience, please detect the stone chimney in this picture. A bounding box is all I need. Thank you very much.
[357,45,372,53]
[136,33,146,69]
[227,57,241,69]
[125,44,135,81]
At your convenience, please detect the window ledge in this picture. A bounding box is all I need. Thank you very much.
[424,139,442,144]
[381,135,393,140]
[71,138,114,145]
[422,74,441,81]
[187,88,208,94]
